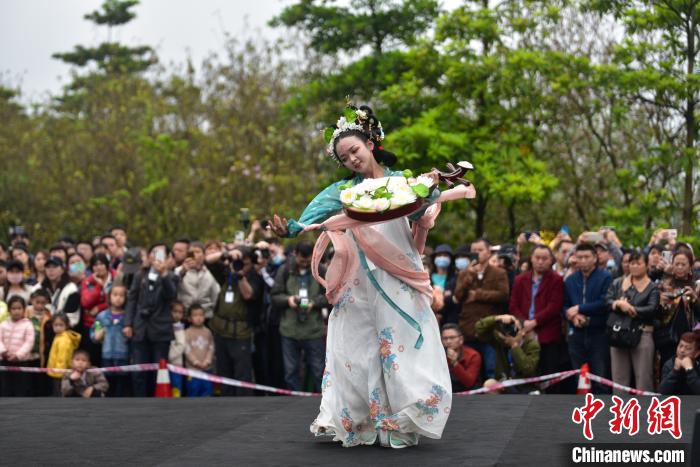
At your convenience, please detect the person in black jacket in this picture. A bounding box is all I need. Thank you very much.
[605,249,659,393]
[659,332,700,395]
[124,244,178,397]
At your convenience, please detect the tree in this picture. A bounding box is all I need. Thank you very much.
[386,1,560,238]
[585,0,700,235]
[52,0,156,93]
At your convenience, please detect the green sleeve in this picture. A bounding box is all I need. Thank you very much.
[512,338,540,377]
[286,180,346,238]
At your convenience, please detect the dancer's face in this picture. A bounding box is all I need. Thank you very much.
[334,135,375,175]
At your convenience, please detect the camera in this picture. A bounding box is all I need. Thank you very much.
[496,320,518,338]
[232,259,245,272]
[8,226,26,238]
[466,252,479,263]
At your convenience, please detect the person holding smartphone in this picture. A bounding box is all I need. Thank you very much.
[123,243,178,397]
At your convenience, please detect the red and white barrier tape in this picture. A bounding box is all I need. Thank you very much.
[166,364,319,397]
[586,372,659,396]
[0,364,660,396]
[454,369,580,395]
[0,363,159,374]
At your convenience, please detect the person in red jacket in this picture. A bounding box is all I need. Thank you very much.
[509,245,568,392]
[79,254,114,366]
[441,323,482,392]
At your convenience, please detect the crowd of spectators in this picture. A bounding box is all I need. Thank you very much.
[0,223,699,397]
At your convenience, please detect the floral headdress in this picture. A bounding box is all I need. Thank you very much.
[323,104,385,159]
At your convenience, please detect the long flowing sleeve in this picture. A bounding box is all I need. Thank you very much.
[286,180,346,238]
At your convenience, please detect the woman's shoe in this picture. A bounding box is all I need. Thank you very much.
[388,431,419,449]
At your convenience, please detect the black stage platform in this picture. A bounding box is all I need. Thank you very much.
[1,395,697,466]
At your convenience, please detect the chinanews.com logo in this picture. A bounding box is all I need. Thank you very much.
[567,394,689,466]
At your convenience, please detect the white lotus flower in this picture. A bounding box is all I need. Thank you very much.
[391,191,417,208]
[416,175,434,187]
[340,188,356,205]
[354,195,374,210]
[373,198,391,212]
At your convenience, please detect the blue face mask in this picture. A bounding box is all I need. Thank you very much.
[69,261,86,275]
[434,256,451,269]
[606,259,616,270]
[455,258,469,271]
[272,255,284,266]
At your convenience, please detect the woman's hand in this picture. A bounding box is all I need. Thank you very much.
[421,169,440,187]
[302,223,323,233]
[268,214,289,237]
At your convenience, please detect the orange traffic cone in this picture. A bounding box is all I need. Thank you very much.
[155,359,172,398]
[576,363,591,395]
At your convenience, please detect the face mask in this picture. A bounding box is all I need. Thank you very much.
[272,255,284,266]
[298,268,309,276]
[693,268,700,276]
[7,272,23,285]
[606,259,616,270]
[455,258,469,271]
[69,261,86,275]
[434,257,451,269]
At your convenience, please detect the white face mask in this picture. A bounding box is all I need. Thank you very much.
[298,269,309,276]
[7,272,23,285]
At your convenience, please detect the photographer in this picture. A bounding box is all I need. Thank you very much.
[124,244,178,397]
[455,238,509,380]
[475,314,540,393]
[563,243,612,394]
[176,242,220,320]
[209,246,263,396]
[271,241,328,392]
[656,250,700,367]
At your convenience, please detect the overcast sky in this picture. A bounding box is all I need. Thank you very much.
[2,0,460,102]
[1,0,298,101]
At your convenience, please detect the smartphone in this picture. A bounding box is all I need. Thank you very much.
[235,231,245,243]
[155,248,166,263]
[661,250,673,264]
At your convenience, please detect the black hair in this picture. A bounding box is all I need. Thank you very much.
[531,244,554,257]
[30,288,51,301]
[234,245,258,264]
[72,349,91,362]
[472,237,491,249]
[90,253,110,269]
[100,233,116,241]
[628,249,648,264]
[441,323,462,335]
[148,243,171,256]
[49,244,67,256]
[7,295,26,310]
[170,300,185,312]
[649,244,665,254]
[174,238,191,246]
[575,243,597,254]
[295,241,314,258]
[188,303,205,316]
[110,225,126,233]
[77,240,94,249]
[331,105,398,168]
[52,313,71,329]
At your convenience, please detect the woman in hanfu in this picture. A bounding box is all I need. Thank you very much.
[269,105,476,448]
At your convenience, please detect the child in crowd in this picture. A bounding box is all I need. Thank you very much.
[91,285,130,396]
[47,313,81,396]
[185,304,214,397]
[0,296,36,396]
[168,300,187,397]
[28,289,52,395]
[61,349,109,397]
